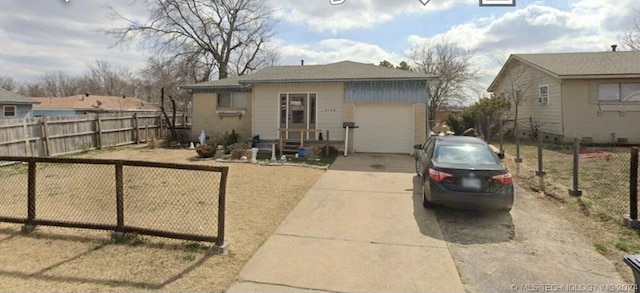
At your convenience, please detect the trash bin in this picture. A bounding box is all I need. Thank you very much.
[298,148,307,158]
[623,255,640,292]
[252,135,260,148]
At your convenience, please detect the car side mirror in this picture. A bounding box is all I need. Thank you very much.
[413,144,422,150]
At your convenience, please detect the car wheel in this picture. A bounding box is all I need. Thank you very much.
[415,159,420,175]
[422,178,434,208]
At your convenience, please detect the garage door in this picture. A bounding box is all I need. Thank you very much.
[354,104,414,154]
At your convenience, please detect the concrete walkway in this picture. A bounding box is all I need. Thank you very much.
[226,154,464,292]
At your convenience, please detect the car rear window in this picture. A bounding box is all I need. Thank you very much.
[434,144,500,165]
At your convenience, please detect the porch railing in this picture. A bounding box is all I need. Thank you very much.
[278,128,330,156]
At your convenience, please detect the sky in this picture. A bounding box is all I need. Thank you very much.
[0,0,638,93]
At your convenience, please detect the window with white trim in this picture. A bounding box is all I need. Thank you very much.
[598,83,640,102]
[538,85,549,104]
[217,92,248,109]
[3,105,16,117]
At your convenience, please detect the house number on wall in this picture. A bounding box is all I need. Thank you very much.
[323,109,337,112]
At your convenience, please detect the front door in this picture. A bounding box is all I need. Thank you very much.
[279,93,317,140]
[288,94,306,139]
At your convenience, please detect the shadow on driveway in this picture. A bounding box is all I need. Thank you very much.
[330,153,414,173]
[411,175,515,245]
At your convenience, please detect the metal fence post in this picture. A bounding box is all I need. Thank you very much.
[115,162,124,231]
[22,160,37,234]
[535,133,546,191]
[631,147,639,221]
[569,137,583,197]
[216,167,229,249]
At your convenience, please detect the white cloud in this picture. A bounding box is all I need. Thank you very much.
[2,0,639,87]
[0,0,150,81]
[276,38,400,66]
[401,0,640,92]
[270,0,475,33]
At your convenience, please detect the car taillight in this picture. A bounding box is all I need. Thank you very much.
[492,173,513,185]
[429,168,453,182]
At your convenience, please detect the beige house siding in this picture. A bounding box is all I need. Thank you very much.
[562,79,640,144]
[493,61,563,139]
[252,82,345,141]
[414,103,426,144]
[191,92,252,142]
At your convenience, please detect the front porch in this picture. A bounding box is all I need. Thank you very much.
[278,128,331,156]
[254,128,345,157]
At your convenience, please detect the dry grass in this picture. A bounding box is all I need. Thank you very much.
[0,144,325,291]
[500,141,639,282]
[502,142,634,216]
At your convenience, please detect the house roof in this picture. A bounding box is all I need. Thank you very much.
[181,60,437,89]
[0,88,38,105]
[488,51,640,92]
[180,76,248,89]
[239,61,434,84]
[31,95,159,112]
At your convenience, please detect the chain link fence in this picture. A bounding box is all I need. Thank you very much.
[503,139,639,223]
[578,147,633,216]
[0,156,228,245]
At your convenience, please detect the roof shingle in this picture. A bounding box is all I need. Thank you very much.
[181,76,248,89]
[181,60,436,89]
[0,88,37,104]
[239,61,433,83]
[514,51,640,77]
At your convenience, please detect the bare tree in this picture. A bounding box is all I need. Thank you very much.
[34,71,82,97]
[139,57,193,108]
[620,10,640,50]
[408,38,480,120]
[82,60,138,97]
[104,0,276,81]
[490,56,536,167]
[0,76,16,91]
[18,82,46,97]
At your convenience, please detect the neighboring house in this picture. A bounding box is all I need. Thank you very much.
[434,106,465,122]
[181,61,437,154]
[31,94,159,117]
[0,88,38,119]
[488,50,640,144]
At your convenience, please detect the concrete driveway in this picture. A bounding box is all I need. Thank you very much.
[226,153,626,292]
[226,154,465,292]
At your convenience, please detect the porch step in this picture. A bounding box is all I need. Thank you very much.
[282,140,300,154]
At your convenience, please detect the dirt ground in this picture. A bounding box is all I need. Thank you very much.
[0,144,325,292]
[499,148,637,284]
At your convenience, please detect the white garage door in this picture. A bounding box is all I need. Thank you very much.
[354,104,414,154]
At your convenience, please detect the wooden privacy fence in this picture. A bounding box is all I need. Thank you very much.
[0,112,189,157]
[0,156,228,245]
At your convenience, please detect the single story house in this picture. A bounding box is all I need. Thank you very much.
[0,88,38,119]
[31,94,159,117]
[181,61,437,154]
[488,50,640,144]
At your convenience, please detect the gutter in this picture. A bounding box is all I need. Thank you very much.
[238,77,436,85]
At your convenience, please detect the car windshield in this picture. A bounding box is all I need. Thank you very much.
[434,143,500,165]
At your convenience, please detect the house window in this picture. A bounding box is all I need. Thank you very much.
[599,83,640,102]
[217,92,248,108]
[538,85,549,104]
[3,105,16,117]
